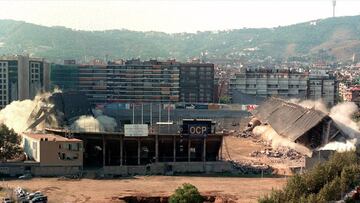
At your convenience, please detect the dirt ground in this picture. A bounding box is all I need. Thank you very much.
[222,135,305,175]
[3,176,285,203]
[2,128,298,203]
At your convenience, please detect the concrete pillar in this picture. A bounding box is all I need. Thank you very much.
[322,120,332,145]
[137,138,141,165]
[102,135,106,167]
[17,55,30,100]
[203,137,207,162]
[43,61,50,92]
[120,136,123,166]
[219,137,223,161]
[188,138,191,162]
[155,134,159,162]
[173,136,176,162]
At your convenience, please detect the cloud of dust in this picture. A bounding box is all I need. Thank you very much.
[53,87,62,93]
[285,99,360,152]
[70,116,103,132]
[70,110,117,132]
[289,98,328,113]
[329,102,359,138]
[319,139,357,152]
[252,125,312,156]
[97,115,117,132]
[318,102,360,152]
[0,89,118,134]
[0,92,52,134]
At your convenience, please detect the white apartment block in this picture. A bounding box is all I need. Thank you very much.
[229,67,337,106]
[0,55,49,108]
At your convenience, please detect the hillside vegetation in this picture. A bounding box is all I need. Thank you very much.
[0,15,360,62]
[259,151,360,203]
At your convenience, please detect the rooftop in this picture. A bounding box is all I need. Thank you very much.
[252,97,328,142]
[349,86,360,91]
[23,133,81,142]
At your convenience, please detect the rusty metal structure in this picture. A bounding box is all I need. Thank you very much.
[252,98,348,149]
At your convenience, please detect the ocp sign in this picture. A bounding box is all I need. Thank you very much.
[181,120,212,136]
[189,126,208,135]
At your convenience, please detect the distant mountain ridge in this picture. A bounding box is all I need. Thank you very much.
[0,15,360,63]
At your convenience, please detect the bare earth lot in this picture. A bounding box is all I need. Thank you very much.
[3,176,285,203]
[2,136,293,203]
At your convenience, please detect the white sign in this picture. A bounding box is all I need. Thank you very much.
[124,124,149,137]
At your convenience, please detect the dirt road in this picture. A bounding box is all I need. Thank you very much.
[3,176,285,203]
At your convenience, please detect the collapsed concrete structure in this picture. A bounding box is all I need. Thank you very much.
[26,92,92,130]
[17,92,235,176]
[251,98,348,151]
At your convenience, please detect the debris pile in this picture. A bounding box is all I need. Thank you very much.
[14,187,48,203]
[229,160,273,175]
[236,130,253,138]
[236,117,261,138]
[249,147,302,160]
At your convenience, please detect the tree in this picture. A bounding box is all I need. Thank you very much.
[0,124,22,161]
[259,151,360,203]
[219,96,231,104]
[169,183,203,203]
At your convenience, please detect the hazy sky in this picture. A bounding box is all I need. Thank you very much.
[0,0,359,33]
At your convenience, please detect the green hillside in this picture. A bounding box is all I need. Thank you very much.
[0,15,360,62]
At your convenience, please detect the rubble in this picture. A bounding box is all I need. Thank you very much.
[236,130,253,138]
[249,147,302,160]
[229,160,274,175]
[235,117,261,138]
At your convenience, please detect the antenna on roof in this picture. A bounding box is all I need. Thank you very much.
[332,0,336,17]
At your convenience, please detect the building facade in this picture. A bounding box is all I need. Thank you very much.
[22,133,83,167]
[107,59,180,103]
[343,85,360,106]
[308,70,338,106]
[0,55,49,108]
[229,68,308,104]
[229,67,338,106]
[50,59,214,105]
[179,63,214,103]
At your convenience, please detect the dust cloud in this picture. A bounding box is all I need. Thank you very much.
[0,92,52,134]
[263,99,360,153]
[0,90,117,134]
[71,110,117,132]
[252,125,312,156]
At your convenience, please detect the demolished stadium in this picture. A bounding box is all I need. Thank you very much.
[16,92,234,176]
[250,98,353,151]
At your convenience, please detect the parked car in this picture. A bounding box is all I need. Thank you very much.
[27,192,43,201]
[2,197,14,203]
[29,195,47,203]
[18,174,32,180]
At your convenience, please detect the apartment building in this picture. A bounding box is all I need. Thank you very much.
[229,67,308,104]
[229,67,337,106]
[50,63,111,104]
[179,62,214,103]
[0,55,49,108]
[50,59,214,105]
[107,59,180,103]
[344,86,360,106]
[50,59,184,104]
[308,70,338,106]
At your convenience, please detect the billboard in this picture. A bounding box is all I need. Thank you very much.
[181,120,212,136]
[124,124,149,137]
